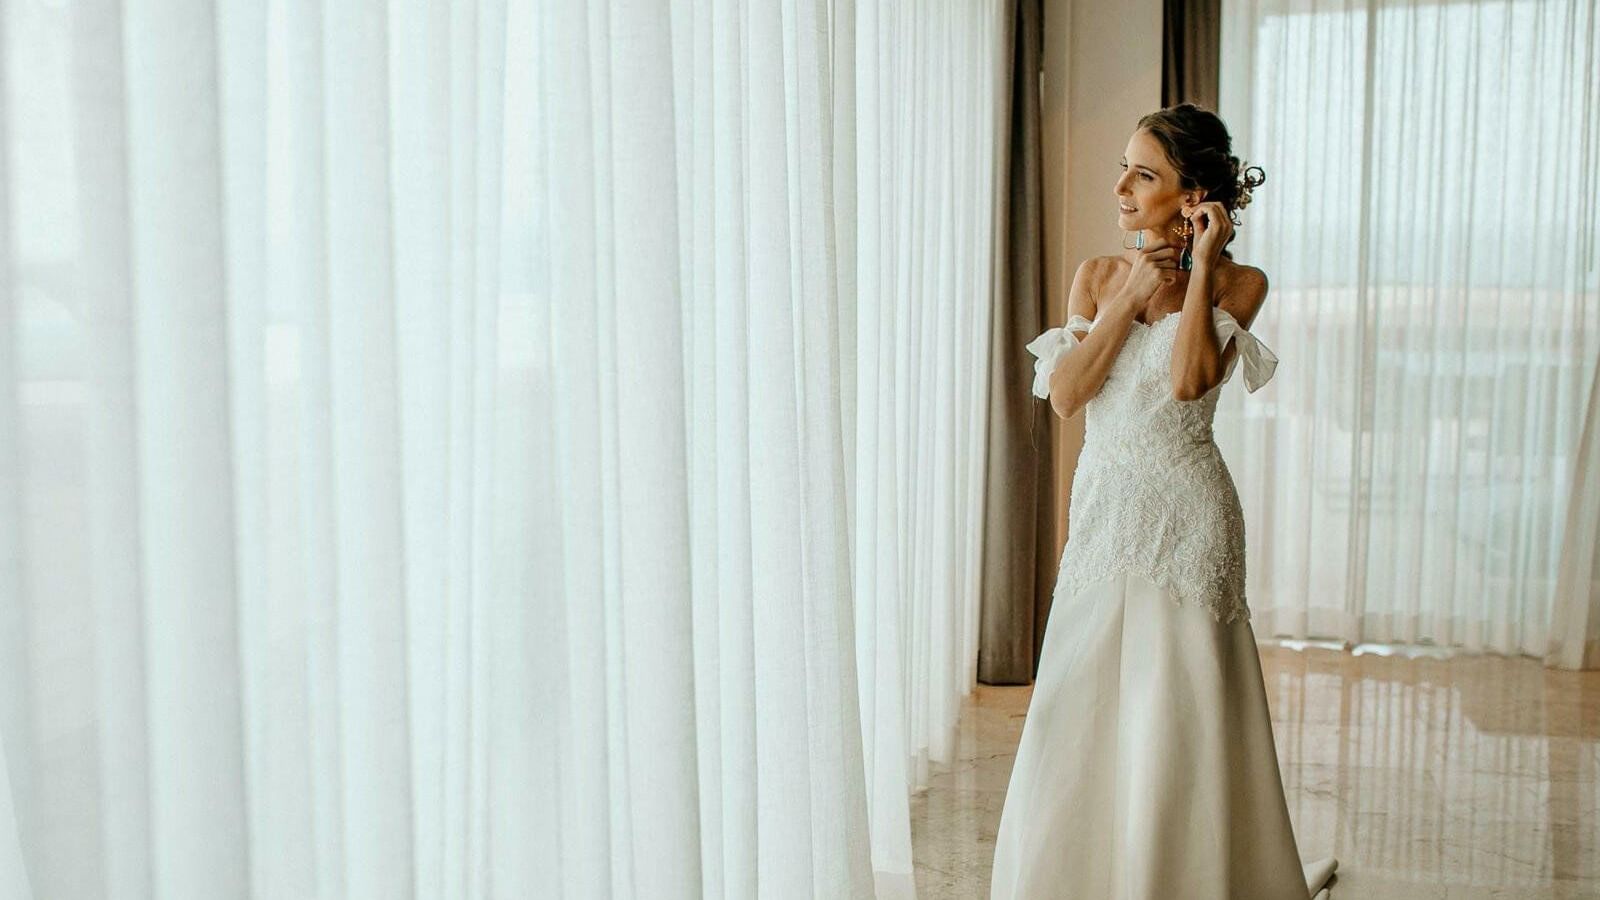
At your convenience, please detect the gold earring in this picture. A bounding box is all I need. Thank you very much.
[1173,207,1193,237]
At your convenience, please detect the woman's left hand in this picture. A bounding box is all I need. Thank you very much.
[1184,201,1232,268]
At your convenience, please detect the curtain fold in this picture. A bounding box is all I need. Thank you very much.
[1549,359,1600,669]
[0,0,1012,896]
[1162,0,1221,110]
[1217,0,1600,669]
[978,0,1048,686]
[851,0,1011,883]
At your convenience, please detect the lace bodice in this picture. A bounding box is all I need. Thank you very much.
[1025,307,1279,624]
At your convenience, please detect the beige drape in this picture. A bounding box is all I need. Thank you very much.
[1163,0,1222,109]
[978,0,1051,685]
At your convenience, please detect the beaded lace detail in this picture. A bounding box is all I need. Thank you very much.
[1026,308,1279,625]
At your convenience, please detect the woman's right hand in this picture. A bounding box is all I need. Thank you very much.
[1121,238,1181,305]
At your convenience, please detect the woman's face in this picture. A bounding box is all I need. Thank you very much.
[1115,129,1200,231]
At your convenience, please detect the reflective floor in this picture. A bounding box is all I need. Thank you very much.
[911,643,1600,898]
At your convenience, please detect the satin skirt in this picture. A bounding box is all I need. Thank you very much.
[988,571,1338,899]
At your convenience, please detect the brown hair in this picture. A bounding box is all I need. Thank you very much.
[1135,103,1266,260]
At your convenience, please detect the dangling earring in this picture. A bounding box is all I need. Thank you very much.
[1122,230,1145,250]
[1178,214,1194,271]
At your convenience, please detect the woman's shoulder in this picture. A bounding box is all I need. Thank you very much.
[1081,254,1127,286]
[1221,257,1265,280]
[1202,257,1267,298]
[1219,259,1268,300]
[1089,253,1128,273]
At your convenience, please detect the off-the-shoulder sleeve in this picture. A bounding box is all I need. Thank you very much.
[1211,307,1279,392]
[1025,313,1096,399]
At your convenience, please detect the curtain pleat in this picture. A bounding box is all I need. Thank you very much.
[978,0,1047,686]
[1550,359,1600,669]
[851,0,1011,884]
[1163,0,1221,110]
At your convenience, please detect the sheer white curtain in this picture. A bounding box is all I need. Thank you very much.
[0,0,1009,897]
[1217,0,1600,667]
[849,0,1010,887]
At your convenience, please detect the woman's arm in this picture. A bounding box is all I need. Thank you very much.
[1169,264,1268,400]
[1047,259,1147,420]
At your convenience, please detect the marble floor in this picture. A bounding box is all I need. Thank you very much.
[910,642,1600,899]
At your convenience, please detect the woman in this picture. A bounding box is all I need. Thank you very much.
[989,104,1339,899]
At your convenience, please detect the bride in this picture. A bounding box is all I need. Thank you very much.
[989,104,1339,899]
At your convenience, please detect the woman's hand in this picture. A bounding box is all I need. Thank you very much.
[1184,201,1233,269]
[1122,238,1181,304]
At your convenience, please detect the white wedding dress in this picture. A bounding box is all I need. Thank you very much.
[990,306,1338,899]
